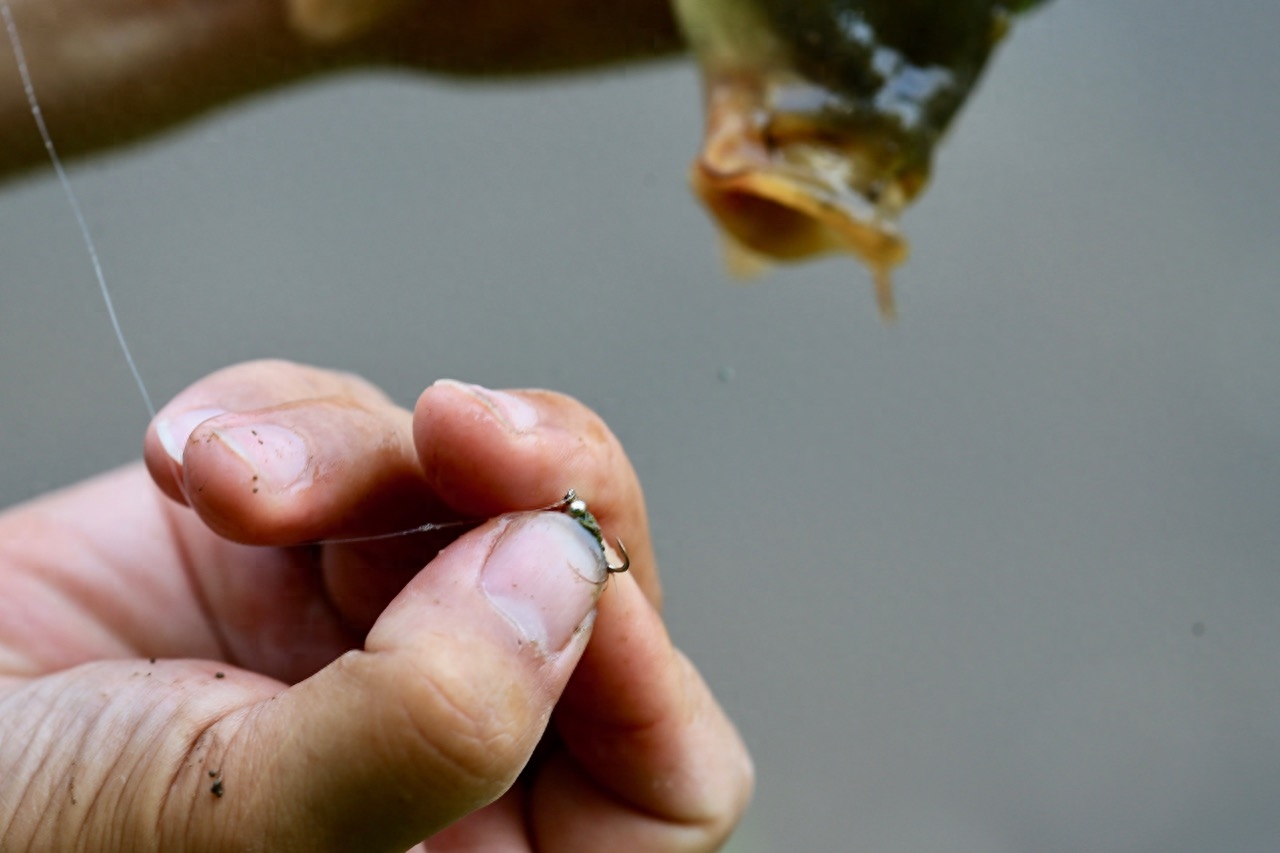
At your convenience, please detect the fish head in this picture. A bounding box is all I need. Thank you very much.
[690,67,922,316]
[677,0,1028,316]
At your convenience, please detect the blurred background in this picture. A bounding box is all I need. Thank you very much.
[3,1,1280,849]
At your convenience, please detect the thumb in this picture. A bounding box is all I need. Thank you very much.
[179,512,606,852]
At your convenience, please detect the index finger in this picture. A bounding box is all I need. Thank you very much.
[414,379,659,605]
[294,0,682,74]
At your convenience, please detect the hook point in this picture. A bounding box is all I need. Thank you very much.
[607,537,630,574]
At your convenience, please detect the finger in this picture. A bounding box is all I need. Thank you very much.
[145,359,396,504]
[424,791,526,851]
[535,573,754,849]
[144,360,445,544]
[165,511,609,852]
[302,0,682,75]
[415,379,660,604]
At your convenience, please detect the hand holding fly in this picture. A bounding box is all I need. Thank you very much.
[0,360,752,851]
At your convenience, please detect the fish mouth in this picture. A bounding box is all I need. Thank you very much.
[690,71,918,318]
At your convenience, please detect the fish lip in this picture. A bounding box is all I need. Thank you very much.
[690,69,912,271]
[689,152,909,265]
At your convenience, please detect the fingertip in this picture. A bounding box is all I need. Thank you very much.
[156,398,434,545]
[142,360,408,519]
[429,379,541,435]
[414,381,616,514]
[176,422,308,542]
[414,379,661,605]
[144,407,229,506]
[413,381,551,516]
[143,431,186,505]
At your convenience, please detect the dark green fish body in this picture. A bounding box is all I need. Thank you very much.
[674,0,1044,314]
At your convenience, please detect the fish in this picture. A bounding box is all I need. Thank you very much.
[673,0,1046,316]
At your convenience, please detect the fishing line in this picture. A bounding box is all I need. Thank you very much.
[0,3,442,545]
[1,10,622,558]
[0,7,476,547]
[2,0,156,419]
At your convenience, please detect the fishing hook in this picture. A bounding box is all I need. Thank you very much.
[558,489,630,574]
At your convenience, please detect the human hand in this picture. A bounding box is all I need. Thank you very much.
[289,0,681,74]
[0,360,752,851]
[0,0,681,178]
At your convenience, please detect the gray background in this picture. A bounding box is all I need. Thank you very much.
[3,1,1280,850]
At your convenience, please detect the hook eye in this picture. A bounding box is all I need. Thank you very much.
[557,489,630,574]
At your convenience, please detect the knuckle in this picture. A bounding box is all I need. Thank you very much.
[386,644,536,793]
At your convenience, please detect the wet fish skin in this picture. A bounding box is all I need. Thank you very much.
[753,0,1043,179]
[675,0,1047,315]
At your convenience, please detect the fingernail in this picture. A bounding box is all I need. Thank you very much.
[210,424,312,491]
[435,379,539,434]
[155,407,227,464]
[482,513,607,654]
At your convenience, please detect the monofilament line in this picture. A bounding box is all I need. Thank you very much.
[2,2,156,419]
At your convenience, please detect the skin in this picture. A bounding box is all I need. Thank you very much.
[0,4,748,845]
[0,360,753,850]
[0,0,682,181]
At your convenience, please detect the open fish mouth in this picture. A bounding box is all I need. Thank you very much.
[691,69,913,317]
[676,0,1047,317]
